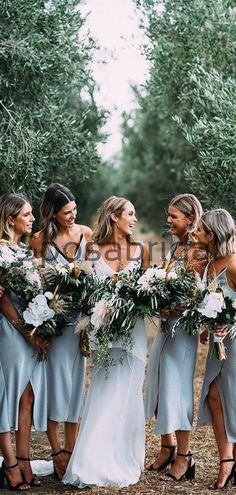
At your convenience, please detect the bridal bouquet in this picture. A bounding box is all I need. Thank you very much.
[76,267,161,370]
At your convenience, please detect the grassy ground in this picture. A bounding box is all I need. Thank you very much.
[4,231,232,494]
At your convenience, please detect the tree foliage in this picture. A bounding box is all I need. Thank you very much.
[175,66,236,214]
[119,0,236,228]
[0,0,105,204]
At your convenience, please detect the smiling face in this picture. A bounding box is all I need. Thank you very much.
[54,201,77,229]
[167,205,192,239]
[9,202,35,236]
[195,220,212,250]
[114,201,137,236]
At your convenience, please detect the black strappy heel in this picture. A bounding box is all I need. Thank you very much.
[16,456,40,487]
[51,450,66,480]
[210,459,236,490]
[147,444,176,471]
[63,449,72,456]
[161,451,195,482]
[0,461,30,491]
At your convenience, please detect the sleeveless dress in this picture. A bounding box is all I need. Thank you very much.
[0,246,47,432]
[145,244,198,434]
[44,237,86,422]
[197,267,236,442]
[63,244,147,488]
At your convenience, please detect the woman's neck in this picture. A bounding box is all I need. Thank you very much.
[56,225,76,237]
[177,234,190,245]
[110,232,128,246]
[12,234,22,246]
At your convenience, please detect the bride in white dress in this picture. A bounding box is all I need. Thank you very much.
[63,196,150,488]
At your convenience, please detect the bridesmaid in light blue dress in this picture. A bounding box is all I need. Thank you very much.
[0,360,31,491]
[196,209,236,490]
[31,183,92,480]
[0,279,30,491]
[145,193,206,483]
[0,193,49,488]
[63,196,150,488]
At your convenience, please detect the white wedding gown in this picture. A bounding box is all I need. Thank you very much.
[63,244,147,488]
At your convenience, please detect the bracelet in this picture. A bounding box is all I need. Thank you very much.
[10,318,23,326]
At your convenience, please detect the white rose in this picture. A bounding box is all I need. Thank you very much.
[198,291,225,319]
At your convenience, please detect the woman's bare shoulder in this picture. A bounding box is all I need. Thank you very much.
[140,241,150,269]
[80,225,93,240]
[30,231,44,256]
[227,254,236,275]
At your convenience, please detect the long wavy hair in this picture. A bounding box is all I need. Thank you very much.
[169,193,203,235]
[93,196,133,244]
[0,193,29,243]
[201,209,236,258]
[39,183,75,247]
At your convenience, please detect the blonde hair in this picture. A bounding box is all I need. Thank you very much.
[169,193,203,234]
[0,193,29,242]
[201,209,236,258]
[93,196,132,244]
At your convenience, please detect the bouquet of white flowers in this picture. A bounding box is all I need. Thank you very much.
[198,288,236,360]
[174,284,236,359]
[0,246,71,358]
[76,267,160,370]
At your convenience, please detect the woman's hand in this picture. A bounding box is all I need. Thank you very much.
[215,324,228,338]
[160,307,183,320]
[200,329,209,345]
[25,333,51,354]
[0,285,4,297]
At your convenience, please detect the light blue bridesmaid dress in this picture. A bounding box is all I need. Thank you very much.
[0,246,47,432]
[145,244,198,434]
[0,362,10,433]
[198,266,236,442]
[44,236,86,422]
[63,244,147,488]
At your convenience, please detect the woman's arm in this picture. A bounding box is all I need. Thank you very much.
[81,226,93,259]
[0,291,50,353]
[141,243,150,269]
[227,258,236,292]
